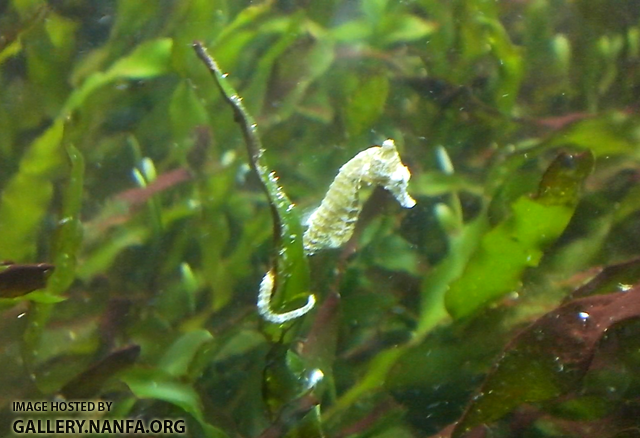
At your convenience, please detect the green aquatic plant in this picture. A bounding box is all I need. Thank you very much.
[2,1,640,437]
[193,41,313,326]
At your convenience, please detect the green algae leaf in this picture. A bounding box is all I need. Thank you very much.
[13,290,66,303]
[332,2,437,46]
[0,286,64,313]
[209,29,256,76]
[369,234,419,275]
[109,0,160,42]
[330,19,372,42]
[66,37,172,112]
[46,144,84,295]
[213,329,265,362]
[0,39,22,66]
[106,37,173,80]
[241,15,303,116]
[418,215,489,334]
[44,12,77,52]
[476,16,524,113]
[379,14,437,46]
[77,227,148,281]
[157,329,214,378]
[64,38,173,115]
[265,32,335,124]
[545,112,640,158]
[445,151,594,319]
[214,1,272,45]
[169,80,210,144]
[362,0,389,25]
[0,119,64,262]
[122,367,229,438]
[23,12,77,114]
[344,73,389,137]
[168,0,226,78]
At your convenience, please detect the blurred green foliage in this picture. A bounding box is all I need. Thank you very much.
[1,0,640,437]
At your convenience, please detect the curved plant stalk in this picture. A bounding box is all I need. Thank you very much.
[193,42,313,324]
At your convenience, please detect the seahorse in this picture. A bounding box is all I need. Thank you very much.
[303,139,416,255]
[259,139,415,324]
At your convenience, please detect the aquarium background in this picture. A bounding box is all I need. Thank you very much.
[1,0,640,437]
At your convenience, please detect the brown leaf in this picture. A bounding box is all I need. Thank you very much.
[567,257,640,300]
[451,284,640,437]
[58,345,141,399]
[0,263,54,298]
[335,399,399,438]
[115,168,191,207]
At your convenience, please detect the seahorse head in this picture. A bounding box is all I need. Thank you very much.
[376,139,416,208]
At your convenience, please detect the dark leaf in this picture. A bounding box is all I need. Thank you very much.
[299,291,340,372]
[451,284,640,437]
[257,393,320,438]
[0,263,54,298]
[536,151,594,206]
[58,344,140,399]
[568,257,640,300]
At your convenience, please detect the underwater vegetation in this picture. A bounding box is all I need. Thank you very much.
[2,0,640,437]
